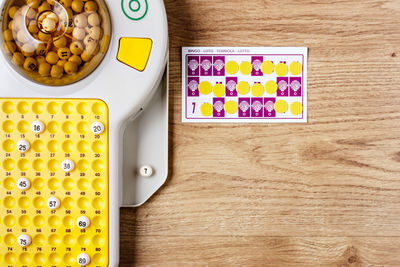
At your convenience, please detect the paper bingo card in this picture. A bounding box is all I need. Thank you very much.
[182,47,308,123]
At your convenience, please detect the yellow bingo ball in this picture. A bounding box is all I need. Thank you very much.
[2,29,13,41]
[53,36,67,48]
[3,42,16,54]
[60,0,72,7]
[28,22,39,34]
[36,43,46,56]
[69,55,82,66]
[56,59,67,68]
[84,1,98,12]
[36,56,46,64]
[38,2,51,13]
[27,0,41,9]
[8,6,19,19]
[12,52,25,67]
[46,51,59,65]
[38,31,51,41]
[23,57,38,72]
[71,0,84,13]
[50,65,63,78]
[70,42,83,55]
[64,61,78,75]
[81,51,93,62]
[39,62,51,76]
[58,47,71,60]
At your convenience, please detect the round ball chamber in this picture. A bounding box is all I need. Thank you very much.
[1,0,111,86]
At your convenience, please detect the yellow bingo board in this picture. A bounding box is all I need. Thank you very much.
[0,99,109,267]
[182,47,308,123]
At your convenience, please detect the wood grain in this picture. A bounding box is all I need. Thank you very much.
[121,0,400,266]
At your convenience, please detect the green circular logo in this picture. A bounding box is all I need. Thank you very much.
[122,0,148,21]
[129,0,140,12]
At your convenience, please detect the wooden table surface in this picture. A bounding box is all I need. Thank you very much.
[120,0,400,266]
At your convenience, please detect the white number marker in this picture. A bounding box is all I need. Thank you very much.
[18,234,31,247]
[17,177,30,190]
[61,159,75,172]
[31,120,45,133]
[77,216,90,229]
[77,253,90,266]
[47,197,60,210]
[91,121,104,134]
[17,140,30,153]
[140,165,154,177]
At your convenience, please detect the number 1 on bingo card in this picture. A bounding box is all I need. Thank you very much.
[192,102,196,113]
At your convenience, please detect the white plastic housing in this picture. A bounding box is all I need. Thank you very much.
[0,0,169,266]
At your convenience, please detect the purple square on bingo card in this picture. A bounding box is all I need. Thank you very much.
[213,98,225,118]
[251,98,264,117]
[200,56,213,76]
[264,98,276,117]
[187,77,200,97]
[187,56,199,76]
[213,56,225,76]
[251,56,263,76]
[238,98,251,117]
[277,77,289,97]
[289,77,302,97]
[226,77,238,97]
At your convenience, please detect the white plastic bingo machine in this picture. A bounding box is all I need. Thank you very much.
[0,0,169,266]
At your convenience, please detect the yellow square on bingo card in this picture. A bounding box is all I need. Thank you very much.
[0,0,170,266]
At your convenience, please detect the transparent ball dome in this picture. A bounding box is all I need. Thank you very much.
[1,0,111,86]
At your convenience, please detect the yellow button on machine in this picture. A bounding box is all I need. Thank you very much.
[117,37,153,72]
